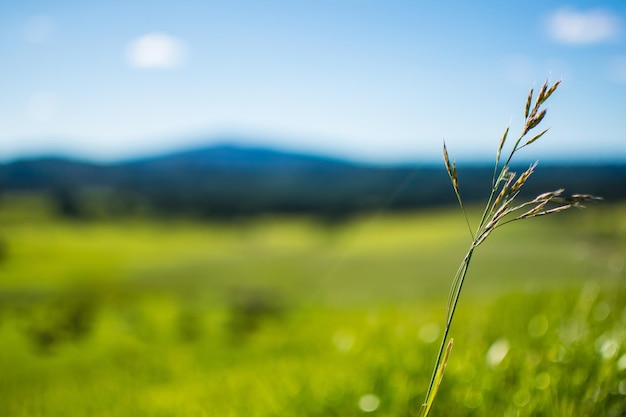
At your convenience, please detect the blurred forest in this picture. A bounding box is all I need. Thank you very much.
[1,144,625,220]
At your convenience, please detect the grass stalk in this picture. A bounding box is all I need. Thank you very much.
[418,80,601,417]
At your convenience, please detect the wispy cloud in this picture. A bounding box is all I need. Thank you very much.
[546,7,622,45]
[126,33,188,69]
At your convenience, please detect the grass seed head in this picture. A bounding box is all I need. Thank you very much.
[508,162,537,196]
[532,189,564,202]
[539,79,561,107]
[523,109,547,135]
[443,143,460,193]
[530,204,573,217]
[524,128,549,147]
[516,200,550,219]
[496,126,510,163]
[443,143,452,175]
[524,88,533,119]
[534,81,548,110]
[492,171,516,209]
[569,194,604,202]
[551,194,603,209]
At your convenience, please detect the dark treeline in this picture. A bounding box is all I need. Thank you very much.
[0,145,624,220]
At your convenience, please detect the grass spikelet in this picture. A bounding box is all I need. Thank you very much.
[520,204,572,219]
[534,80,548,110]
[567,194,604,202]
[516,199,550,219]
[524,88,533,119]
[523,108,547,135]
[508,162,537,196]
[444,142,474,236]
[533,189,564,201]
[442,142,457,192]
[491,170,515,209]
[496,126,509,165]
[523,128,549,147]
[418,79,601,417]
[542,79,561,104]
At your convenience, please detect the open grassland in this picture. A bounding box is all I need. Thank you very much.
[0,197,625,416]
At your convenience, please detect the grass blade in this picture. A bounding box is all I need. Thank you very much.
[419,339,454,417]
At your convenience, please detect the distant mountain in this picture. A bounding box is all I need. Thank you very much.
[119,144,354,170]
[0,144,624,219]
[0,157,108,190]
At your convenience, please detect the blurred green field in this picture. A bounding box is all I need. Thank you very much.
[0,195,625,416]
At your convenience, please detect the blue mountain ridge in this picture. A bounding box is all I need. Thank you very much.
[0,143,623,217]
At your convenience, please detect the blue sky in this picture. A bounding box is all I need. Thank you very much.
[1,1,625,163]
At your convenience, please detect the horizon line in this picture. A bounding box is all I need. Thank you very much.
[2,141,626,168]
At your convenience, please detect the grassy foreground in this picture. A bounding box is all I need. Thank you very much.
[0,199,625,416]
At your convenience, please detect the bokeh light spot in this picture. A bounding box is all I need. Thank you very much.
[486,338,510,368]
[598,337,620,360]
[358,394,380,412]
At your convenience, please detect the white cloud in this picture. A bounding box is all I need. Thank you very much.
[126,33,187,69]
[546,7,622,45]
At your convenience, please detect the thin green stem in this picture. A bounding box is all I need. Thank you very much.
[422,246,475,410]
[458,200,474,241]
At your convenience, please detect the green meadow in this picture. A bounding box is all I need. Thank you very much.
[0,195,625,416]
